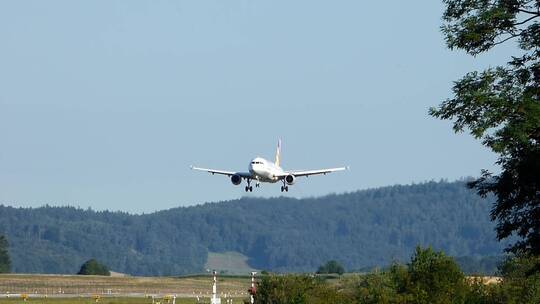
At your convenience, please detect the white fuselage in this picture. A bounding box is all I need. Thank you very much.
[249,157,285,183]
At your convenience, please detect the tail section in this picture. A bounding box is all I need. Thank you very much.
[275,139,281,167]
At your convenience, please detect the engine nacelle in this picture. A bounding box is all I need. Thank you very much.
[231,174,242,185]
[285,174,296,185]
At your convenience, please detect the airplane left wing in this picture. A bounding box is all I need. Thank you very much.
[280,167,348,177]
[190,166,252,178]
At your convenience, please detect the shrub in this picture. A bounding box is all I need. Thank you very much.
[77,259,110,276]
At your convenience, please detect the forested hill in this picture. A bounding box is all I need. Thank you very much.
[0,181,505,275]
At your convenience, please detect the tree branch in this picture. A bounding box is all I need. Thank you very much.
[492,33,520,47]
[517,9,539,15]
[512,14,540,26]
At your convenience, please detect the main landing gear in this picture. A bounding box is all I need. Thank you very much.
[245,180,261,192]
[245,179,255,192]
[280,180,289,192]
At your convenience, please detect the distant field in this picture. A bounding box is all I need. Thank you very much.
[0,298,162,304]
[0,274,251,299]
[205,252,257,275]
[0,297,243,303]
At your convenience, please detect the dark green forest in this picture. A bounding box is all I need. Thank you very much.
[0,181,506,276]
[0,235,10,273]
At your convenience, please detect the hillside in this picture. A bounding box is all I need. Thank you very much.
[0,181,505,275]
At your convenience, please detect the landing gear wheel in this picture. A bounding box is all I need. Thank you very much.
[245,179,253,192]
[281,179,289,192]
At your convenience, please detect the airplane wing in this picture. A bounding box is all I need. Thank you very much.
[190,166,253,178]
[281,167,348,177]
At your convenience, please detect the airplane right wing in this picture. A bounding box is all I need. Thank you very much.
[282,167,348,177]
[190,166,253,178]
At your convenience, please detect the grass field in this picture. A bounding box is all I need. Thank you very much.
[0,297,245,303]
[0,297,174,304]
[0,274,251,302]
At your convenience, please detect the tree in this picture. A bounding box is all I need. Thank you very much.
[77,259,110,276]
[354,264,410,304]
[0,235,11,273]
[316,260,345,275]
[492,255,540,303]
[254,275,351,304]
[254,275,319,304]
[406,247,468,304]
[431,0,540,255]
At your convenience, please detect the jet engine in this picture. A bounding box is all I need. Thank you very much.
[285,174,296,185]
[231,174,242,185]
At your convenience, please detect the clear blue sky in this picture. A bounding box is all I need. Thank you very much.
[0,1,514,213]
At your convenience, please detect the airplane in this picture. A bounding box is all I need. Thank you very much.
[191,140,348,192]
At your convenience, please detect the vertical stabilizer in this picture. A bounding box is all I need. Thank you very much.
[275,139,281,167]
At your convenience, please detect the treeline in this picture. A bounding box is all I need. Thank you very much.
[0,235,10,273]
[0,181,506,275]
[255,247,540,304]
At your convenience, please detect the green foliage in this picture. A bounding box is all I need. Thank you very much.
[353,265,409,304]
[255,275,351,304]
[432,0,540,255]
[490,255,540,303]
[0,235,11,273]
[257,247,495,304]
[77,258,110,276]
[316,260,344,275]
[441,0,540,55]
[353,247,469,304]
[406,247,468,304]
[255,275,314,304]
[252,252,540,303]
[0,181,505,275]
